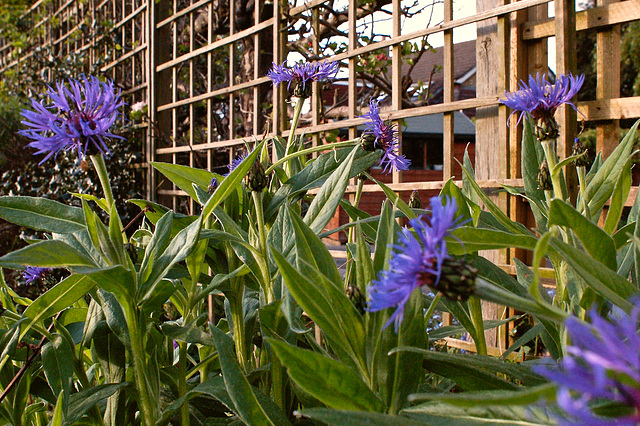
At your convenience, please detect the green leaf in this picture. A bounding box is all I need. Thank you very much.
[269,339,385,412]
[373,200,397,274]
[82,265,136,303]
[304,146,358,233]
[0,196,85,233]
[449,227,538,255]
[138,216,204,307]
[156,376,233,426]
[550,238,636,312]
[201,140,265,221]
[603,156,632,235]
[151,162,216,201]
[288,207,342,287]
[391,347,544,390]
[401,401,555,425]
[298,409,424,426]
[408,383,555,406]
[50,390,66,426]
[265,148,379,221]
[0,240,96,269]
[270,248,367,372]
[209,324,287,425]
[460,166,532,236]
[65,383,130,426]
[42,334,74,407]
[371,287,425,413]
[548,199,617,270]
[21,275,96,340]
[583,120,639,216]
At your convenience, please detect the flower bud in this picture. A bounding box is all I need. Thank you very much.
[537,160,552,191]
[207,177,219,194]
[408,190,422,209]
[125,242,138,264]
[572,138,591,168]
[346,284,366,315]
[433,257,477,302]
[292,80,312,99]
[360,133,377,152]
[245,160,270,192]
[535,116,559,142]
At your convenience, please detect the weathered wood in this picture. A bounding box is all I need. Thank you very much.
[596,0,621,159]
[523,1,640,40]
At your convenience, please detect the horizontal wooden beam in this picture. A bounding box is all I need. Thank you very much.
[523,1,640,40]
[576,97,640,121]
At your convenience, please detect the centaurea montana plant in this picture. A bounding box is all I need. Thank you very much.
[360,99,410,174]
[268,60,339,99]
[535,302,640,425]
[19,75,124,164]
[367,196,475,331]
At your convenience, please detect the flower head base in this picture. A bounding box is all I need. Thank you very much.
[572,138,591,168]
[367,196,471,330]
[535,302,640,425]
[245,159,270,192]
[501,74,584,140]
[20,76,124,164]
[268,61,339,98]
[360,99,411,174]
[408,190,422,209]
[23,266,50,284]
[537,160,552,191]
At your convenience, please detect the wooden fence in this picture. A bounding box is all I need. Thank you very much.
[2,0,640,352]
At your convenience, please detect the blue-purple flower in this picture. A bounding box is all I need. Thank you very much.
[535,302,640,425]
[501,73,584,126]
[20,76,124,164]
[268,61,339,97]
[226,152,248,175]
[367,196,472,330]
[360,99,410,174]
[23,266,50,284]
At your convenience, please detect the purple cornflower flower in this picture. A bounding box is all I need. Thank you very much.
[501,73,585,126]
[23,266,50,283]
[367,196,471,331]
[20,76,124,164]
[535,302,640,425]
[226,152,248,176]
[360,99,410,174]
[268,61,339,97]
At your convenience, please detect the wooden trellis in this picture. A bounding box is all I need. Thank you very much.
[2,0,640,352]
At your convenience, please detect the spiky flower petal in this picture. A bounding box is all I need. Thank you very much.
[535,302,640,425]
[501,73,584,126]
[360,99,410,174]
[20,76,124,164]
[268,61,339,98]
[367,196,469,330]
[23,266,50,284]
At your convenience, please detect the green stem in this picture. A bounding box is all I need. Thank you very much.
[467,296,487,356]
[178,342,189,426]
[271,349,285,409]
[124,304,157,424]
[540,140,566,201]
[285,98,306,155]
[265,140,358,175]
[90,154,115,209]
[576,166,591,220]
[229,291,249,372]
[347,178,365,244]
[252,191,272,303]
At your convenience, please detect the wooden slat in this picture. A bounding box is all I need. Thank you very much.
[523,1,640,40]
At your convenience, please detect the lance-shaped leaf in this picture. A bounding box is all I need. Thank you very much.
[0,196,85,233]
[152,162,217,201]
[269,339,385,412]
[0,240,96,269]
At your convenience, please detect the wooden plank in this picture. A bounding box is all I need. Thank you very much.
[156,0,209,29]
[443,0,454,181]
[523,1,640,40]
[596,0,621,159]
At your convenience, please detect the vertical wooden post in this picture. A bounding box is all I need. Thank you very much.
[555,0,577,199]
[475,0,509,350]
[391,0,402,186]
[442,0,454,181]
[596,0,621,158]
